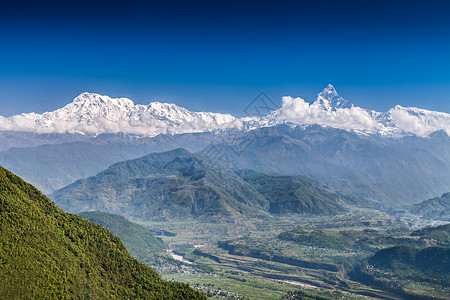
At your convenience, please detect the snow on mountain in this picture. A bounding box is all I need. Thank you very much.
[311,84,354,111]
[270,85,450,137]
[0,93,237,136]
[0,87,448,138]
[386,105,450,137]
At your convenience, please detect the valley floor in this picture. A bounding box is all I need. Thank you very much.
[135,210,425,300]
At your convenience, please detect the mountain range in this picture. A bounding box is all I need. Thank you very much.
[217,125,450,205]
[1,85,449,207]
[1,85,449,149]
[0,92,236,140]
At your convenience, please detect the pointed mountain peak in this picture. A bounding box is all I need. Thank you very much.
[313,84,353,111]
[322,84,338,95]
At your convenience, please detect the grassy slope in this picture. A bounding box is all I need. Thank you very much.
[0,166,205,299]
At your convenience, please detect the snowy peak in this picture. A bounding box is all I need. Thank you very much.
[0,93,236,136]
[312,84,353,111]
[72,92,135,109]
[0,88,449,139]
[272,85,450,137]
[385,105,450,137]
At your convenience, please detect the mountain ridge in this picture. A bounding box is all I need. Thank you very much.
[49,148,362,222]
[0,92,236,137]
[1,85,449,140]
[50,148,272,223]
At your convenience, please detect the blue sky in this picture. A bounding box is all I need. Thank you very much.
[1,0,450,116]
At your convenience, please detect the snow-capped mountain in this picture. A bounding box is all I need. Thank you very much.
[384,105,450,137]
[312,84,354,111]
[0,93,237,137]
[269,85,450,137]
[0,86,449,138]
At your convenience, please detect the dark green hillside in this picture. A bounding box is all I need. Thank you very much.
[0,166,205,299]
[279,227,425,251]
[353,245,450,298]
[279,227,354,250]
[369,245,450,275]
[236,169,361,215]
[51,149,270,222]
[411,223,450,245]
[78,211,166,265]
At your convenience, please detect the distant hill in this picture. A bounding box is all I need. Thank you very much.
[51,149,270,223]
[219,125,450,206]
[78,211,166,265]
[2,123,450,207]
[51,149,368,222]
[408,192,450,221]
[278,227,426,251]
[369,245,450,275]
[0,132,215,194]
[0,166,204,299]
[235,169,362,215]
[411,223,450,246]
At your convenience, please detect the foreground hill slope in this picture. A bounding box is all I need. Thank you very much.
[0,166,204,299]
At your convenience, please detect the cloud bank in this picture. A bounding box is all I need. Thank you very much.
[277,96,382,133]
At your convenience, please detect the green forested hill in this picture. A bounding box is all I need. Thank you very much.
[0,166,205,299]
[411,223,450,246]
[78,211,166,265]
[369,245,450,275]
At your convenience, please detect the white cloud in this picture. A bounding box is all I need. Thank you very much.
[389,106,450,137]
[277,96,381,132]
